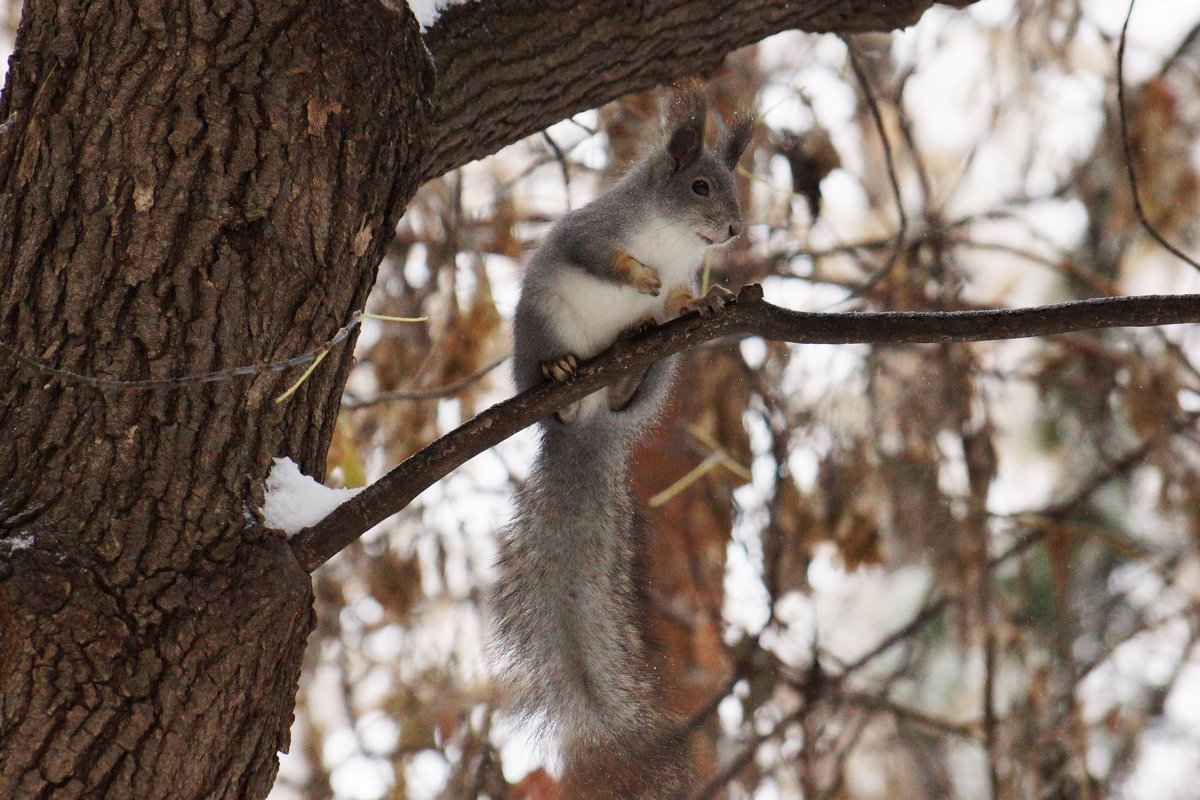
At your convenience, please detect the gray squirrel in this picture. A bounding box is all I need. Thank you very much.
[491,84,753,799]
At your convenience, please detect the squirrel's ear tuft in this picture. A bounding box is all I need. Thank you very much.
[664,80,707,172]
[723,111,756,169]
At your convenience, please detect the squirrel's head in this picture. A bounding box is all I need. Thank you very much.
[651,83,755,246]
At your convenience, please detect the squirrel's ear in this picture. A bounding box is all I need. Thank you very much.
[722,111,756,169]
[665,81,706,172]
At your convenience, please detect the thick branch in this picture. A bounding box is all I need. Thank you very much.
[419,0,961,180]
[289,285,1200,571]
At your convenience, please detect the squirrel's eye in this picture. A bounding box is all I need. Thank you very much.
[691,179,710,197]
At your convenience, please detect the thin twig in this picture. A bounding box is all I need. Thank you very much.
[839,690,979,741]
[541,130,572,211]
[342,356,509,408]
[1156,18,1200,81]
[1116,0,1200,273]
[812,713,872,800]
[690,704,810,800]
[838,36,909,304]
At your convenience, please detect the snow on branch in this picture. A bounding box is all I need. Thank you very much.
[262,458,363,537]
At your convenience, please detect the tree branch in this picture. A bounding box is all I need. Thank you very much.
[289,285,1200,571]
[418,0,964,181]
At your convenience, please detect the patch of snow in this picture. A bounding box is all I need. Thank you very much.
[407,0,475,31]
[261,457,363,536]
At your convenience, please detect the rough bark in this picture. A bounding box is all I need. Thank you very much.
[421,0,946,179]
[0,1,431,797]
[0,0,961,797]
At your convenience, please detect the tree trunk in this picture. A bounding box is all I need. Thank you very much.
[0,0,954,797]
[0,1,431,796]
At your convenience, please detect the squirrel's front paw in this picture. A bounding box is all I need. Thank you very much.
[540,353,579,383]
[672,284,735,319]
[615,252,662,297]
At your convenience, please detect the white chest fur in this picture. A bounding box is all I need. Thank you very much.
[544,217,708,360]
[624,216,708,287]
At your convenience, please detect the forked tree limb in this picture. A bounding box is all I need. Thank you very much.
[290,285,1200,571]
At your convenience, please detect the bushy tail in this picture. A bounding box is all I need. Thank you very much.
[490,362,689,798]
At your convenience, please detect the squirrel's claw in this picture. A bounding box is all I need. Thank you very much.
[677,284,735,319]
[541,353,579,384]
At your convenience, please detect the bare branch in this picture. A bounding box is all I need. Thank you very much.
[290,285,1200,571]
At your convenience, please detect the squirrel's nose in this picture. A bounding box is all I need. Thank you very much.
[728,222,742,239]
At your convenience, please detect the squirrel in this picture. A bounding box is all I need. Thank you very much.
[490,83,753,799]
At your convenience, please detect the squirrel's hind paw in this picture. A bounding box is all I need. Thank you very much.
[554,400,583,424]
[540,353,579,383]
